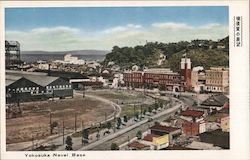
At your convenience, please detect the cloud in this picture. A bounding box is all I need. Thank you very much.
[103,24,142,34]
[152,22,193,29]
[5,22,228,51]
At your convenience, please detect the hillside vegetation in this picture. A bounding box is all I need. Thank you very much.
[104,36,229,71]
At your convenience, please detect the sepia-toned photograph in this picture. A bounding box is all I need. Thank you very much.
[0,1,249,160]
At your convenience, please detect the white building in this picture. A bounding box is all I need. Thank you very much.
[64,54,85,65]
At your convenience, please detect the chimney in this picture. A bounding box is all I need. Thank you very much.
[48,64,51,76]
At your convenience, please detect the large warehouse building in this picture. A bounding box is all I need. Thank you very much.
[6,70,73,103]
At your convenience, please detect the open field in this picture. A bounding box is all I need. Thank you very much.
[6,94,114,144]
[88,89,147,103]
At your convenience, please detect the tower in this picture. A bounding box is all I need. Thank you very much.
[180,56,192,91]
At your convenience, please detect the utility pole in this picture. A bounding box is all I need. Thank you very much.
[140,104,143,120]
[105,112,107,122]
[113,111,116,133]
[31,135,34,151]
[81,120,84,131]
[134,104,136,121]
[62,120,65,145]
[74,112,77,132]
[49,111,52,135]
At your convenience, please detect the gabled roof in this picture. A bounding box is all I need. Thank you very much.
[181,110,204,118]
[201,94,229,106]
[6,70,60,87]
[6,75,22,86]
[150,125,180,133]
[23,75,59,87]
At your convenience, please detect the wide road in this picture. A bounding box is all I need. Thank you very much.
[90,95,195,150]
[78,95,185,151]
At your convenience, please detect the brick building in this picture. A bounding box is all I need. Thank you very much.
[123,58,192,92]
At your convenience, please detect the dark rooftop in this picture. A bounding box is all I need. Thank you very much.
[199,129,229,149]
[142,134,160,142]
[181,110,204,118]
[201,94,229,107]
[128,141,149,150]
[150,125,180,133]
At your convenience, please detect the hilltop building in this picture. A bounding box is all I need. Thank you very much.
[53,54,85,65]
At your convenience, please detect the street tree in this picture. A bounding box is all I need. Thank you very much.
[148,106,152,113]
[50,121,58,135]
[65,136,73,150]
[136,130,142,140]
[111,143,119,150]
[135,112,139,120]
[106,122,112,133]
[123,115,128,123]
[117,117,122,129]
[96,129,100,140]
[82,129,89,145]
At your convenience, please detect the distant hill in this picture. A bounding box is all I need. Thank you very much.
[104,36,229,71]
[21,50,110,55]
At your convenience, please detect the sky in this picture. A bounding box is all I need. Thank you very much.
[5,7,229,51]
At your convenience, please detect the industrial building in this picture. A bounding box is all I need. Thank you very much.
[123,58,192,92]
[5,40,21,67]
[6,70,73,103]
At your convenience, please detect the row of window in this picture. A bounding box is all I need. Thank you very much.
[46,85,71,89]
[8,87,39,92]
[8,85,72,92]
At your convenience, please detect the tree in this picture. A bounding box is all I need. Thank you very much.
[65,136,73,150]
[135,112,139,120]
[143,109,147,115]
[123,115,128,123]
[50,121,58,135]
[136,130,142,140]
[148,107,152,113]
[82,129,89,144]
[106,121,112,132]
[96,130,100,140]
[111,143,119,150]
[117,117,122,129]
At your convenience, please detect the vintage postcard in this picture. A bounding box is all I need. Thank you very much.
[0,1,249,160]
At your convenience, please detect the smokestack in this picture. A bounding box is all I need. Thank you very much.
[48,64,51,76]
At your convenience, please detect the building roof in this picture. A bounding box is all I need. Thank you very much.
[23,75,59,87]
[6,70,60,87]
[201,94,229,106]
[128,141,149,150]
[181,110,204,118]
[142,134,160,142]
[199,129,229,149]
[5,75,22,86]
[204,113,229,122]
[165,145,195,150]
[150,125,180,133]
[187,141,221,150]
